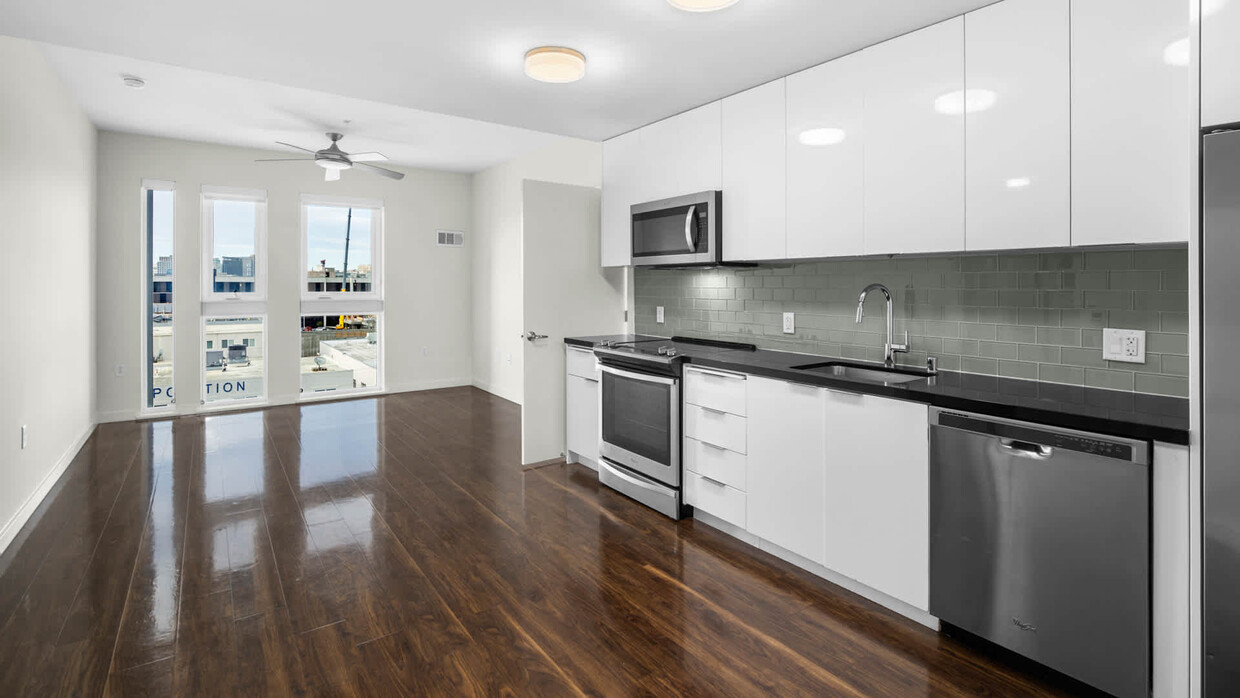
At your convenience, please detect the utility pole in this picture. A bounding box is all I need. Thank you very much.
[342,208,352,292]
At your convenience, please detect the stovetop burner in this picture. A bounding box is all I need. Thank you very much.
[594,336,757,373]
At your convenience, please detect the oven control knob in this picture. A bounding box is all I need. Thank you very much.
[666,349,677,357]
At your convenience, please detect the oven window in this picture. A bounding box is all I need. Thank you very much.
[632,205,707,258]
[601,371,672,466]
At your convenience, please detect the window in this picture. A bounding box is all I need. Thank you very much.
[143,180,175,409]
[203,316,265,404]
[300,314,381,395]
[301,197,382,301]
[202,186,266,301]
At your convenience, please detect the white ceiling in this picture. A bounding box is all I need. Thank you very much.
[36,44,569,174]
[6,0,996,146]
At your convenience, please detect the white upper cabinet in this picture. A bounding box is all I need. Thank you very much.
[746,376,827,564]
[786,50,867,259]
[1204,0,1240,127]
[823,391,930,611]
[1071,0,1191,245]
[601,129,641,267]
[723,79,788,261]
[965,0,1070,251]
[649,102,723,200]
[862,18,965,256]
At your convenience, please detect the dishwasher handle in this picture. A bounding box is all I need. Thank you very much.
[999,438,1053,459]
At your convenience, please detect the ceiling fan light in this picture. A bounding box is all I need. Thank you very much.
[668,0,740,11]
[316,159,349,170]
[524,47,587,83]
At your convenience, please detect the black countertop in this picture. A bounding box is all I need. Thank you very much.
[565,335,1190,445]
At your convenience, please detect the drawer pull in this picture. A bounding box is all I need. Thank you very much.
[700,475,728,487]
[700,441,727,451]
[690,368,746,381]
[699,406,728,415]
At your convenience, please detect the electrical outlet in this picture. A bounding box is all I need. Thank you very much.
[1102,328,1146,364]
[505,353,512,365]
[656,306,665,324]
[783,312,795,334]
[21,425,27,450]
[114,364,125,377]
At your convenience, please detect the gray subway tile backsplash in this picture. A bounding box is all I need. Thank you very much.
[634,247,1189,397]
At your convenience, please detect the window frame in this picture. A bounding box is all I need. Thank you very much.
[200,313,269,409]
[201,185,268,304]
[297,311,385,401]
[140,179,176,415]
[299,194,384,307]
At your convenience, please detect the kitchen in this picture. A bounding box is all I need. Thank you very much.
[553,0,1224,696]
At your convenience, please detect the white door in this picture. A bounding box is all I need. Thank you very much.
[722,79,788,261]
[746,376,827,564]
[522,180,626,465]
[964,0,1070,251]
[863,17,965,255]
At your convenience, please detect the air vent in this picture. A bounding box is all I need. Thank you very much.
[437,230,464,247]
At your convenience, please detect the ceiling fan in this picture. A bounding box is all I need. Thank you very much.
[255,132,404,182]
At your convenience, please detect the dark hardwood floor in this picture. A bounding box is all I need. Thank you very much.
[0,387,1080,696]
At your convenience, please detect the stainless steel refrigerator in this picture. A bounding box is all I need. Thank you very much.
[1203,126,1240,695]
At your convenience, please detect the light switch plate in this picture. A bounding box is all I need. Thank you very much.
[656,306,665,324]
[1102,328,1146,363]
[783,312,795,334]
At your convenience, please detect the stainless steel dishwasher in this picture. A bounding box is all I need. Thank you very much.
[929,409,1150,698]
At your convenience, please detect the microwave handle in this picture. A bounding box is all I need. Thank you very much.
[684,205,697,252]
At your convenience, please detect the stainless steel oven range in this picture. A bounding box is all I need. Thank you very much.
[593,336,756,519]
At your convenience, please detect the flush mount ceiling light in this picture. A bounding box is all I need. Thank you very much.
[1005,177,1032,189]
[524,47,587,83]
[798,127,847,147]
[934,88,997,115]
[121,75,146,89]
[667,0,740,11]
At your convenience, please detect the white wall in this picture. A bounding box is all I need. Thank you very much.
[0,36,98,550]
[95,132,473,421]
[470,138,603,404]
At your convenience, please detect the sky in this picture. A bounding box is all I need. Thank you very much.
[148,197,375,276]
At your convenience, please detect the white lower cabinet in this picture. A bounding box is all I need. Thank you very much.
[565,350,599,467]
[823,390,930,611]
[745,376,828,565]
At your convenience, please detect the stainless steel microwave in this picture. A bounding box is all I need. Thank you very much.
[630,191,722,267]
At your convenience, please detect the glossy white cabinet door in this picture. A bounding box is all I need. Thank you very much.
[723,79,788,261]
[601,130,641,267]
[863,18,965,255]
[652,102,722,199]
[565,373,599,466]
[965,0,1070,251]
[823,391,929,611]
[786,50,866,259]
[746,376,827,564]
[1204,1,1240,127]
[1071,0,1191,245]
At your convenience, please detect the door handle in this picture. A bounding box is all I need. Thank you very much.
[684,205,697,252]
[523,331,549,342]
[999,439,1053,459]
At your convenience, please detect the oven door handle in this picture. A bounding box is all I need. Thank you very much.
[599,459,671,497]
[599,364,678,386]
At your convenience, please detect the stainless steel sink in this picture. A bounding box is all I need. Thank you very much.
[790,360,930,385]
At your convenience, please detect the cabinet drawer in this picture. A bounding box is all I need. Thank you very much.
[684,437,746,490]
[685,367,747,416]
[566,346,598,380]
[684,405,747,454]
[685,471,746,529]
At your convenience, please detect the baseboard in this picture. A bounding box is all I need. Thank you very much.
[388,377,473,393]
[0,421,96,556]
[95,409,134,424]
[471,380,522,406]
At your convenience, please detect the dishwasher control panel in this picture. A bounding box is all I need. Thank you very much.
[936,412,1139,462]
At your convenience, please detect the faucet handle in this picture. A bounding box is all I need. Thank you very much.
[892,330,910,353]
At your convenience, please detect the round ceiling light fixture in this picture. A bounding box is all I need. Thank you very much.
[798,127,847,147]
[667,0,740,11]
[933,88,997,115]
[524,47,587,83]
[121,75,146,89]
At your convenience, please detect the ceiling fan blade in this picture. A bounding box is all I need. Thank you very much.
[254,157,315,162]
[348,152,388,162]
[354,162,404,180]
[325,168,341,182]
[275,141,317,153]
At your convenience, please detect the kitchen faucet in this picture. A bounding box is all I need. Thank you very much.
[856,283,908,368]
